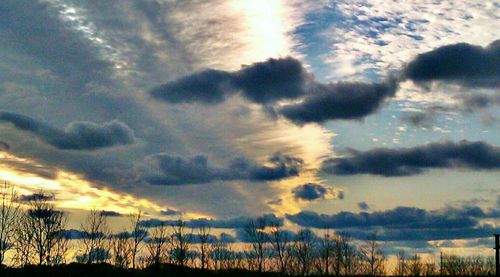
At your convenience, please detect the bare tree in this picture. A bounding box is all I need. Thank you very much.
[269,219,291,274]
[408,253,423,276]
[146,221,169,267]
[316,232,335,275]
[53,231,71,265]
[12,209,34,266]
[291,228,317,276]
[243,216,269,272]
[338,232,360,276]
[359,233,385,276]
[17,193,66,265]
[111,230,132,268]
[129,211,148,269]
[423,257,437,276]
[209,238,228,271]
[394,250,408,276]
[169,220,192,267]
[197,225,211,270]
[0,181,20,266]
[80,209,110,264]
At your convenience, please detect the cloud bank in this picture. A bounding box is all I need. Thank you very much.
[287,205,500,241]
[146,153,303,185]
[322,140,500,177]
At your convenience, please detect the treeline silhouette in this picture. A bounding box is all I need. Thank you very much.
[0,182,496,276]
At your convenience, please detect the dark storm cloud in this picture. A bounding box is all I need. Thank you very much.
[140,213,283,229]
[279,79,398,124]
[286,206,478,229]
[231,57,309,103]
[292,183,331,201]
[0,0,113,90]
[0,112,136,150]
[322,140,500,177]
[401,112,435,128]
[146,153,303,185]
[151,57,309,105]
[152,57,400,123]
[402,40,500,87]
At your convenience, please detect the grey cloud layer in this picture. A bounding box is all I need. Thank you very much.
[287,205,500,241]
[0,112,135,150]
[287,206,482,229]
[151,57,398,123]
[279,79,398,124]
[403,40,500,87]
[140,213,283,229]
[140,204,499,242]
[151,57,310,105]
[147,153,303,185]
[322,140,500,177]
[152,39,499,125]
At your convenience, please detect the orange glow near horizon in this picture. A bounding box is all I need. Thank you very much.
[0,151,208,219]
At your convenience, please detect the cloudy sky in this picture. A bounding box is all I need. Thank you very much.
[0,0,499,256]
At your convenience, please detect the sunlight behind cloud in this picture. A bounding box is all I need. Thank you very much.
[0,151,205,219]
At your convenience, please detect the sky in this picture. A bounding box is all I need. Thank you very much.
[0,0,499,257]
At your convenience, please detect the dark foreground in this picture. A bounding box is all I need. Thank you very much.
[0,263,497,277]
[0,263,282,277]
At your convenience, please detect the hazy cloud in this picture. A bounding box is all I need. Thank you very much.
[322,140,500,177]
[460,93,500,111]
[401,112,435,128]
[160,208,183,216]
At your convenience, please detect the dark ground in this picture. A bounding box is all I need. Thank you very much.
[0,263,281,277]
